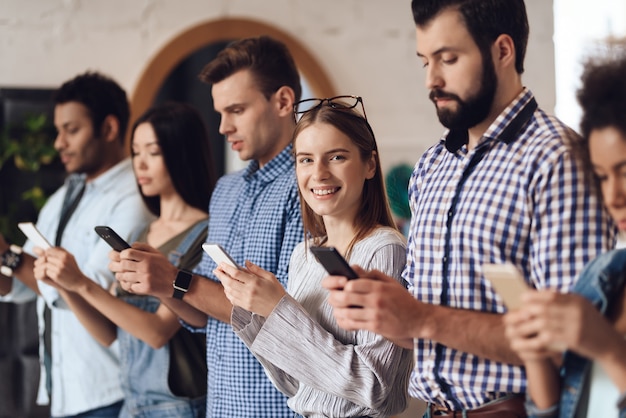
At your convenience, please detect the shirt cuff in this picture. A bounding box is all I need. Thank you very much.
[179,318,206,333]
[617,390,626,410]
[231,305,267,346]
[38,280,62,308]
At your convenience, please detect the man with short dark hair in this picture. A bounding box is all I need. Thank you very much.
[324,1,615,416]
[112,36,303,417]
[0,71,152,417]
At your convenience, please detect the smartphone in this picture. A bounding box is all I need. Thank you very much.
[482,263,530,310]
[94,226,131,251]
[310,246,358,280]
[202,243,241,269]
[18,222,52,249]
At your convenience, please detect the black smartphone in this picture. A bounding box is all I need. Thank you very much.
[310,246,358,279]
[94,226,131,251]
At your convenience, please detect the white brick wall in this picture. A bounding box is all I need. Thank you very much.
[0,0,554,173]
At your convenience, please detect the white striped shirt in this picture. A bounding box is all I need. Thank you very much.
[233,228,413,417]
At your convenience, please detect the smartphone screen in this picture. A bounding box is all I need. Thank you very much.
[94,226,131,251]
[482,263,530,310]
[18,222,52,249]
[202,243,241,269]
[310,246,358,280]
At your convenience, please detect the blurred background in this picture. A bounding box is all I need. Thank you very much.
[1,1,624,416]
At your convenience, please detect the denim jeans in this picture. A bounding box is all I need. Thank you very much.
[121,397,206,418]
[53,400,123,418]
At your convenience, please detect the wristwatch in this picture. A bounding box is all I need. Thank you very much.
[172,270,193,299]
[1,244,23,277]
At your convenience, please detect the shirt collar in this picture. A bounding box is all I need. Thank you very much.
[443,87,536,153]
[81,158,133,192]
[243,144,294,183]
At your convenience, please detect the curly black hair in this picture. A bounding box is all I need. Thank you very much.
[578,54,626,141]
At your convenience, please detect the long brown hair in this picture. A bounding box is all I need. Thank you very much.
[293,102,397,257]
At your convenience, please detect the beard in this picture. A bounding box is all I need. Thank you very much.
[429,52,498,131]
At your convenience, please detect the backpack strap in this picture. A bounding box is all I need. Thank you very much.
[168,219,208,268]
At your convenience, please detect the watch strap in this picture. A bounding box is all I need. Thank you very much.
[0,265,13,277]
[172,270,193,299]
[1,244,23,277]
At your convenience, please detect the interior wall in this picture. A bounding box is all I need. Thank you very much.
[0,0,555,172]
[0,2,555,416]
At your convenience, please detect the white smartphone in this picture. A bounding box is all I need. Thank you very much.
[482,263,530,310]
[202,243,241,269]
[17,222,52,249]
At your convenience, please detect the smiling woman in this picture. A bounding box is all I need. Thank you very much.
[295,122,376,231]
[215,97,413,417]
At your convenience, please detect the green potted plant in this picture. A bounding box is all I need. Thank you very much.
[0,113,58,244]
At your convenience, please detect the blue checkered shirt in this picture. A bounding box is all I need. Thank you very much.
[404,88,615,410]
[192,145,302,417]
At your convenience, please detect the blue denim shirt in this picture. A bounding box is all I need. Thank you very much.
[527,249,626,418]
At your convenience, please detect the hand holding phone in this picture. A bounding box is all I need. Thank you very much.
[310,246,358,280]
[482,263,530,310]
[202,243,241,269]
[94,226,131,251]
[18,222,52,249]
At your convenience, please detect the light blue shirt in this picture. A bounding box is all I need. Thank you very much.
[0,158,153,416]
